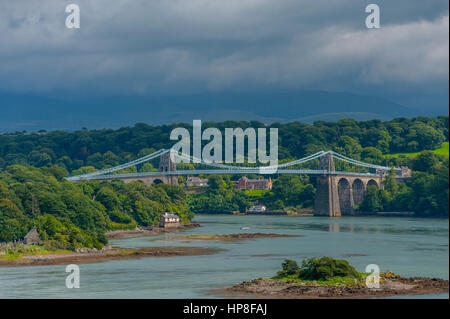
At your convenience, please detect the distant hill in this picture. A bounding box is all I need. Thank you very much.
[0,90,422,132]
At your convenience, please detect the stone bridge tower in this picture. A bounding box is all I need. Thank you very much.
[158,151,178,185]
[314,153,341,217]
[313,153,383,217]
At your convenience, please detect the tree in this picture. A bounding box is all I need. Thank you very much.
[96,187,120,212]
[358,185,383,212]
[361,128,391,153]
[412,151,439,173]
[336,136,362,159]
[361,147,383,164]
[277,259,300,277]
[409,122,445,150]
[208,175,228,194]
[298,257,360,281]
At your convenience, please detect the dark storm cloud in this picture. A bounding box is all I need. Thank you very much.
[0,0,448,97]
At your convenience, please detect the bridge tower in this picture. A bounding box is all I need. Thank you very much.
[314,153,341,217]
[158,151,178,185]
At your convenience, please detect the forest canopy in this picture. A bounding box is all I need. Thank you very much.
[0,116,447,172]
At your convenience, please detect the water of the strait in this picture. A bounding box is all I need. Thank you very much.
[0,215,448,298]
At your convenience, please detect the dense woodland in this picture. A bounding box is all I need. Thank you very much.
[0,116,447,171]
[0,116,448,246]
[0,166,192,247]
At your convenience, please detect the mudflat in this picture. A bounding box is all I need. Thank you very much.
[0,246,221,267]
[105,223,200,240]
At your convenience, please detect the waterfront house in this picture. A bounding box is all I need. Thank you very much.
[159,213,181,228]
[248,205,267,212]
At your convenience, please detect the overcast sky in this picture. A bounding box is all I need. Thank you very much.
[0,0,448,110]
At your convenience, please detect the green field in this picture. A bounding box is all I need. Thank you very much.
[243,189,269,197]
[384,142,449,158]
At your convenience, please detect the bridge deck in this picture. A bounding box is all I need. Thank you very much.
[67,169,382,181]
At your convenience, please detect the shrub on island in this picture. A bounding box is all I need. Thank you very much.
[298,257,360,281]
[277,259,300,277]
[276,257,361,281]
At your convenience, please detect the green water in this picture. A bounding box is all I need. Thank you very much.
[0,215,448,298]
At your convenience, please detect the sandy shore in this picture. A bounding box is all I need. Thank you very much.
[0,246,221,267]
[172,233,302,241]
[105,223,200,240]
[213,276,449,299]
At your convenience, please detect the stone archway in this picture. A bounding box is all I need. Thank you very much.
[352,179,365,206]
[338,178,353,215]
[367,179,379,188]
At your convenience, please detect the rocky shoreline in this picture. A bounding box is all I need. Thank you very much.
[0,223,207,267]
[215,276,449,299]
[0,246,220,267]
[105,223,201,240]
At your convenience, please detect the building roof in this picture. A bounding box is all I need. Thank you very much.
[24,227,41,243]
[162,212,180,219]
[187,177,208,182]
[250,204,266,208]
[239,177,271,183]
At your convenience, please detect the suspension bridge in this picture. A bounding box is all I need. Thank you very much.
[67,149,407,217]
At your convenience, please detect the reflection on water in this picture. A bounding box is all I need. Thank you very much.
[329,223,340,232]
[0,215,448,299]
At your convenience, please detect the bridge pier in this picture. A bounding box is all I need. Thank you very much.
[314,153,341,217]
[313,153,382,217]
[314,175,341,217]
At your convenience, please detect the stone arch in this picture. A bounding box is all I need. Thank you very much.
[367,179,379,189]
[338,178,353,215]
[352,179,365,206]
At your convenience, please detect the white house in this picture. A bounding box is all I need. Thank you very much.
[248,205,267,212]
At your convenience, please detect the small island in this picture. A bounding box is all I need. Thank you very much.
[217,257,449,298]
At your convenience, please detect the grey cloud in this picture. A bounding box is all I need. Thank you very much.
[0,0,448,98]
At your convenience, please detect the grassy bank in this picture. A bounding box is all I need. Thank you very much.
[384,142,449,158]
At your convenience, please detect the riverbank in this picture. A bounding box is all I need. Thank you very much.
[214,275,449,299]
[0,246,221,267]
[105,223,201,240]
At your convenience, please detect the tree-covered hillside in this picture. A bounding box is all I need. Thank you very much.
[0,116,447,172]
[0,165,192,246]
